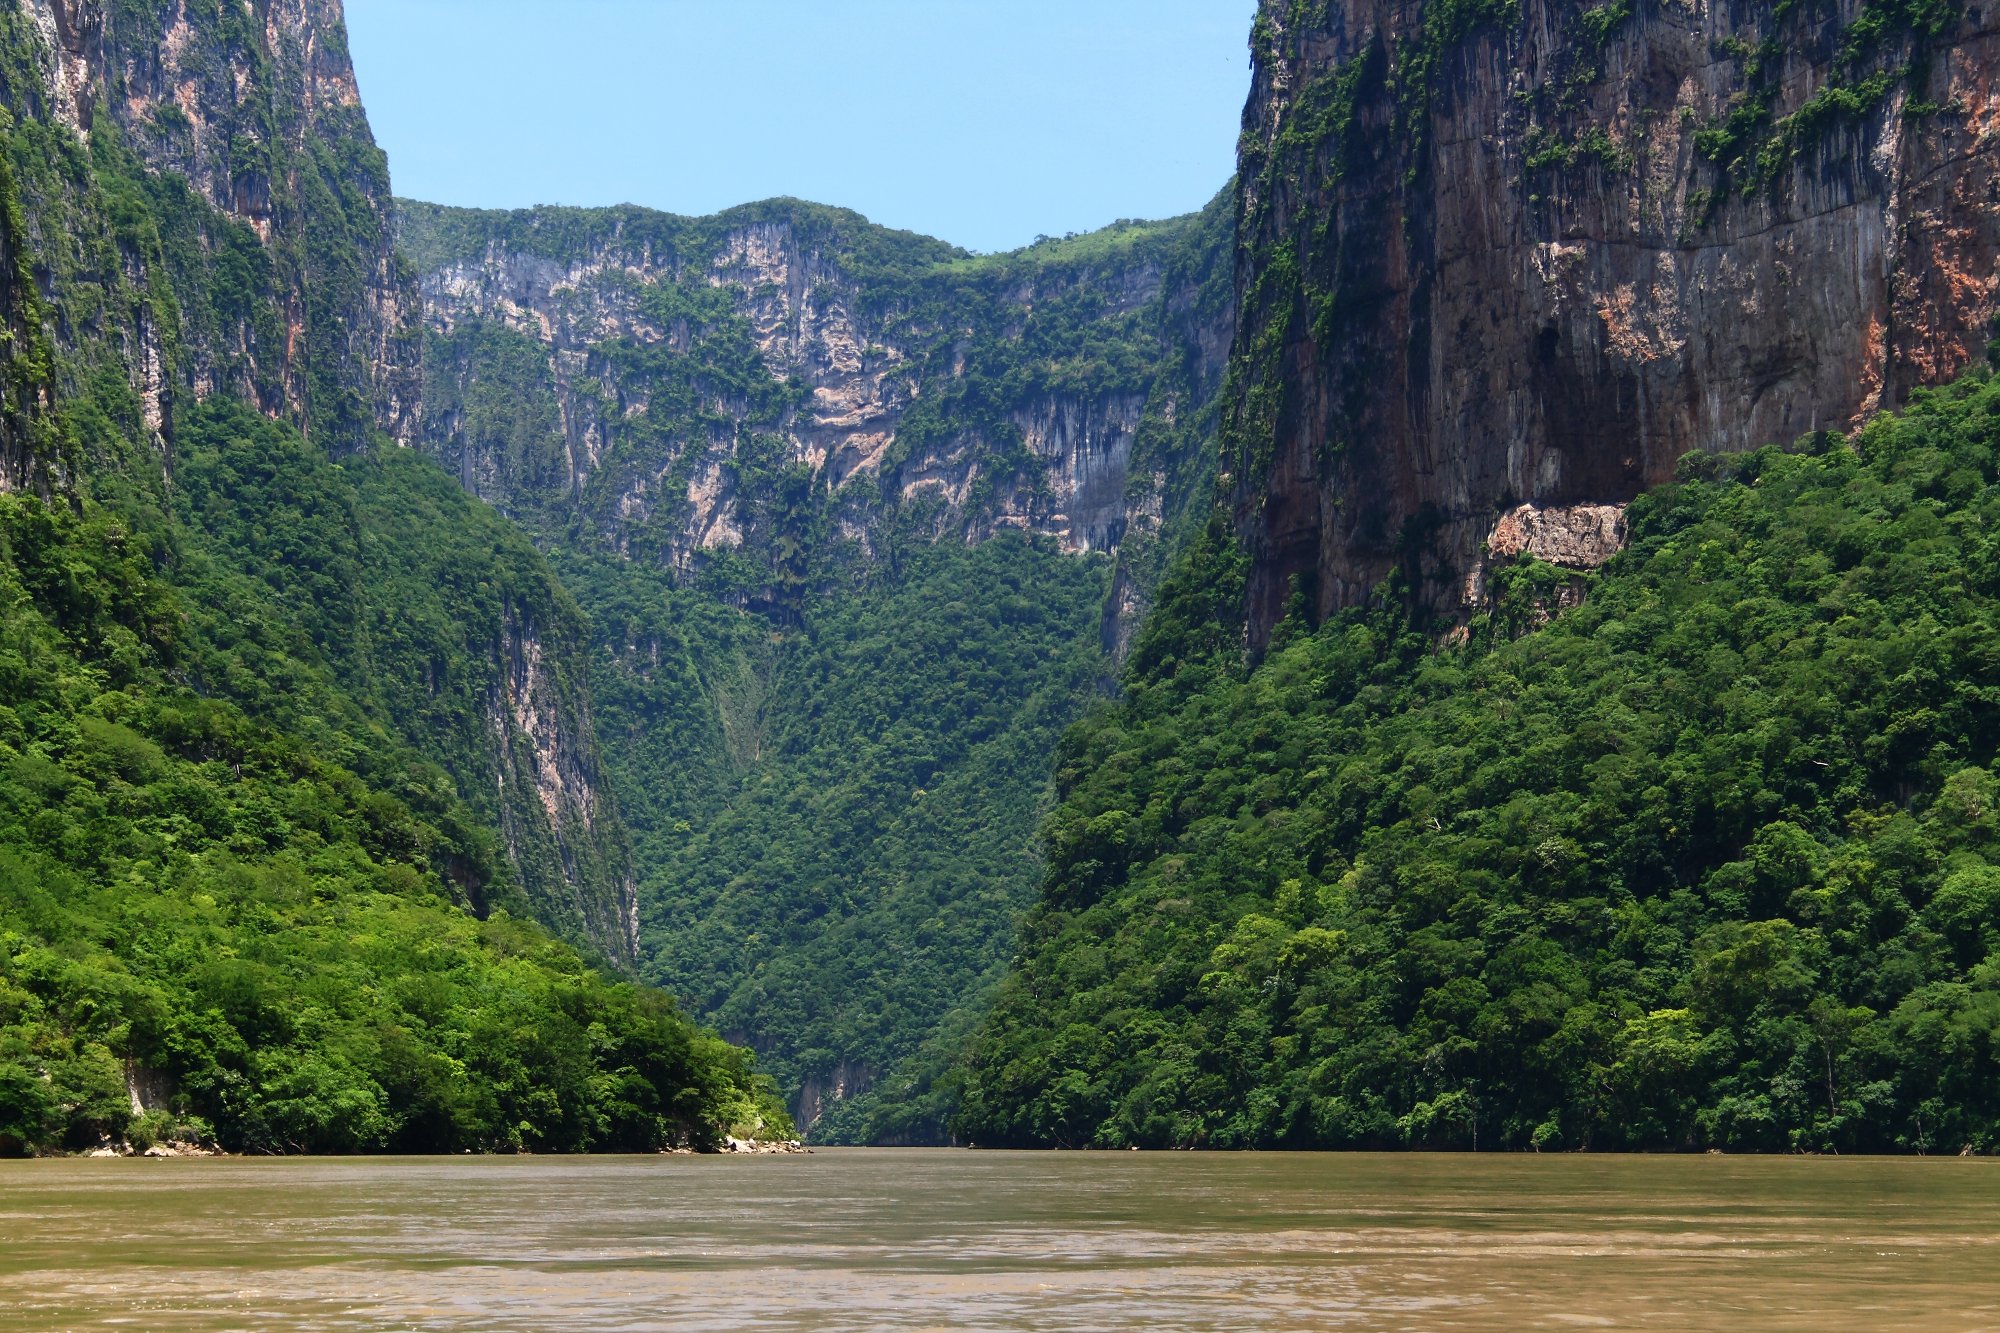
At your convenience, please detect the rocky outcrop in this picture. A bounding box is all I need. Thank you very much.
[491,602,638,959]
[401,200,1233,596]
[994,393,1149,552]
[1484,502,1628,570]
[1229,0,2000,644]
[3,0,417,454]
[1461,501,1629,607]
[793,1060,874,1135]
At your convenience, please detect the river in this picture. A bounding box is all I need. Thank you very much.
[0,1151,1993,1329]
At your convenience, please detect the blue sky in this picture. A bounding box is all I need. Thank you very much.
[342,0,1256,254]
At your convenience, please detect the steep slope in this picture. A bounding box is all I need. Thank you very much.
[0,0,791,1153]
[962,371,2000,1153]
[9,0,414,457]
[398,195,1236,1137]
[0,0,634,959]
[1227,0,2000,642]
[0,486,784,1156]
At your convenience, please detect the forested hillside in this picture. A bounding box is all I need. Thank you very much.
[400,194,1235,1138]
[960,375,2000,1153]
[0,0,784,1155]
[0,484,783,1155]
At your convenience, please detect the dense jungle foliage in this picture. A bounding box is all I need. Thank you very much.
[552,533,1114,1143]
[164,400,632,947]
[0,486,786,1156]
[959,372,2000,1154]
[594,535,1114,1145]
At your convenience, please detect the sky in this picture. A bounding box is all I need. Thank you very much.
[342,0,1257,254]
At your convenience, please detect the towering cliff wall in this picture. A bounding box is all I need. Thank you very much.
[0,0,634,961]
[1229,0,2000,642]
[5,0,415,455]
[400,196,1233,617]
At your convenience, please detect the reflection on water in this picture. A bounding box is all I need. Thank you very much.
[0,1151,1995,1330]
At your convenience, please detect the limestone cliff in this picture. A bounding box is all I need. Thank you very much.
[399,195,1233,625]
[1229,0,2000,643]
[489,597,638,958]
[5,0,415,455]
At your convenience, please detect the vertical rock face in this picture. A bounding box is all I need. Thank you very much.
[401,198,1234,601]
[7,0,417,452]
[1229,0,2000,643]
[490,600,638,959]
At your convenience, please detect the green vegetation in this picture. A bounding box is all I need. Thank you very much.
[1224,38,1386,492]
[0,491,786,1156]
[611,535,1115,1145]
[398,197,964,306]
[538,531,1117,1145]
[166,399,632,948]
[1393,0,1521,174]
[0,3,787,1154]
[1688,0,1958,208]
[960,372,2000,1154]
[402,194,1233,1138]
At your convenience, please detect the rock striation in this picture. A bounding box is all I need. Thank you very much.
[400,196,1234,618]
[1228,0,2000,644]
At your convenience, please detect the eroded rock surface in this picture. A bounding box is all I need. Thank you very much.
[1230,0,2000,642]
[403,199,1232,592]
[1487,502,1629,568]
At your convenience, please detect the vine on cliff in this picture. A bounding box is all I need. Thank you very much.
[1393,0,1524,182]
[1693,0,1963,213]
[1227,0,1533,504]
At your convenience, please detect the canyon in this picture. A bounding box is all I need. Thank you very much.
[394,195,1235,1135]
[6,0,2000,1153]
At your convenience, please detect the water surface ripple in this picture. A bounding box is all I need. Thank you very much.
[1,1151,1994,1329]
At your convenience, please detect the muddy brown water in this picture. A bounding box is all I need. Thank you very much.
[0,1150,1994,1330]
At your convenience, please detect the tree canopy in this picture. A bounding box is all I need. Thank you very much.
[958,372,2000,1155]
